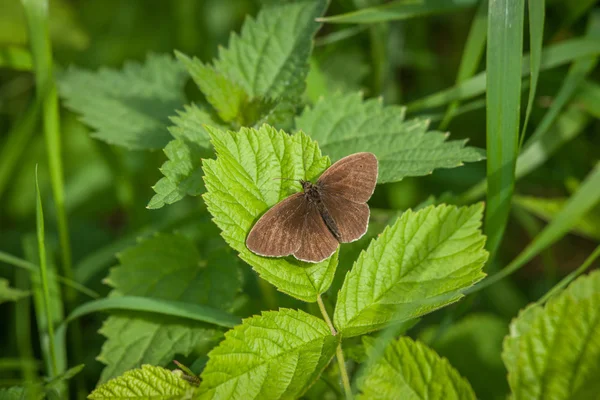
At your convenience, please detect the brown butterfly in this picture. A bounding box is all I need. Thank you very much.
[246,152,378,263]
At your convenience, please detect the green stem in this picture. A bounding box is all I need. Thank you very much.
[317,294,336,335]
[317,295,353,399]
[336,344,353,400]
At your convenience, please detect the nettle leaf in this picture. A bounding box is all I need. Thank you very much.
[215,0,327,100]
[334,204,488,337]
[357,337,476,400]
[97,233,242,382]
[176,52,247,124]
[503,270,600,400]
[202,125,339,302]
[177,0,326,127]
[198,309,339,399]
[148,104,223,209]
[58,53,187,150]
[0,278,29,304]
[89,365,195,399]
[295,92,485,183]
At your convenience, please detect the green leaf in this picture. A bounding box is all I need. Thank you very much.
[484,0,524,258]
[58,53,187,150]
[514,195,600,241]
[88,365,194,399]
[334,204,488,337]
[319,0,478,24]
[197,309,339,399]
[176,52,246,124]
[215,0,327,100]
[295,92,485,184]
[419,313,509,400]
[357,336,476,400]
[202,125,338,302]
[97,233,242,382]
[503,270,600,399]
[147,104,222,209]
[0,278,29,304]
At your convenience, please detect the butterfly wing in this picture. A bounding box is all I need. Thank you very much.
[246,193,307,257]
[317,152,378,203]
[320,196,370,243]
[293,202,339,263]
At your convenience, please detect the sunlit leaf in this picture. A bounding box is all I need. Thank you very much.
[334,204,488,337]
[295,92,484,184]
[503,271,600,399]
[198,309,339,399]
[357,336,476,400]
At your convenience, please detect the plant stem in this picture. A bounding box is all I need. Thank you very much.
[317,294,336,335]
[317,295,353,399]
[336,344,353,400]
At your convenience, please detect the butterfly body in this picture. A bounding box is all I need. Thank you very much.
[300,179,342,241]
[247,152,378,263]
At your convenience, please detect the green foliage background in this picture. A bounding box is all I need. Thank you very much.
[1,0,600,399]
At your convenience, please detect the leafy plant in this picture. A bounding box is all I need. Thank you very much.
[2,0,600,399]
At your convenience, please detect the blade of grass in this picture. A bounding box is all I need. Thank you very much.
[0,46,33,71]
[537,245,600,304]
[315,25,369,47]
[484,0,525,259]
[0,251,99,298]
[15,268,39,390]
[57,296,242,338]
[318,0,478,24]
[460,104,590,204]
[438,0,487,130]
[523,12,600,148]
[406,37,600,112]
[467,162,600,294]
[22,1,84,383]
[519,0,544,148]
[0,99,41,201]
[35,166,58,378]
[428,98,487,122]
[20,0,74,297]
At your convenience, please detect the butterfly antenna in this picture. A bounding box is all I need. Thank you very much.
[271,177,299,181]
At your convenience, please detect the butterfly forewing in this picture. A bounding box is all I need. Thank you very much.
[246,193,306,257]
[293,203,339,263]
[317,152,378,203]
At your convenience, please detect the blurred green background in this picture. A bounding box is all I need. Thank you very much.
[1,0,599,397]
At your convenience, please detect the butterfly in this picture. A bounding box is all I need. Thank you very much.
[246,152,378,263]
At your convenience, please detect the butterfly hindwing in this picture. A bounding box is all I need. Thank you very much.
[320,194,370,243]
[293,202,339,263]
[246,193,306,257]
